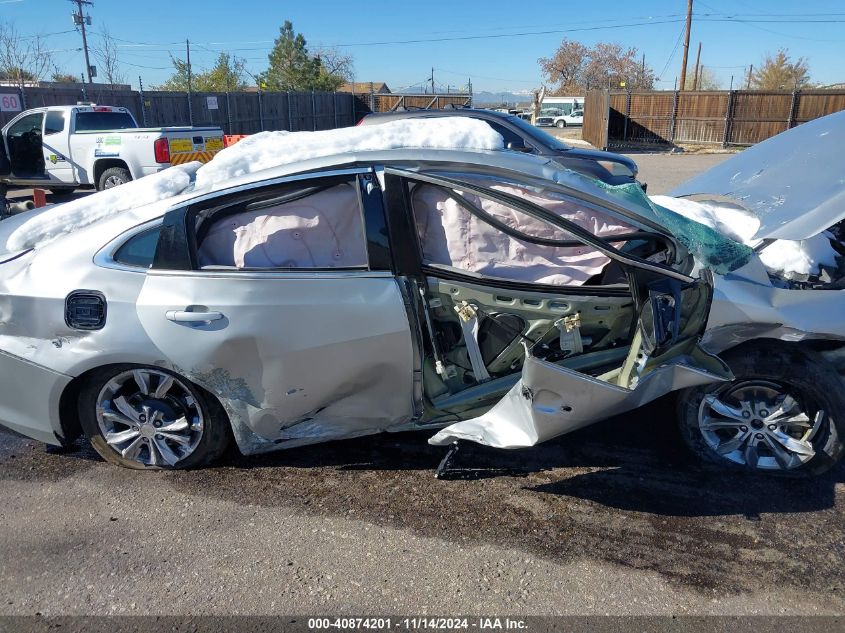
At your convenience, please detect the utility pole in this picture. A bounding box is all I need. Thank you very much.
[641,53,645,88]
[679,0,694,91]
[186,39,193,125]
[70,0,94,86]
[431,67,435,94]
[746,64,753,89]
[692,42,702,90]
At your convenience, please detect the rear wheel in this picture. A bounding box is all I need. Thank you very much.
[78,365,230,469]
[677,343,844,477]
[97,167,131,191]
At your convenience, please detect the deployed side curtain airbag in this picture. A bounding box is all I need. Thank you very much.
[412,183,636,286]
[197,183,368,269]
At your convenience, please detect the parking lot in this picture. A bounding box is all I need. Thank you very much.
[1,150,841,617]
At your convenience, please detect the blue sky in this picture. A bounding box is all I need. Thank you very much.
[2,0,844,92]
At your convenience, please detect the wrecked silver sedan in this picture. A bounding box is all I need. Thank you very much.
[0,115,843,476]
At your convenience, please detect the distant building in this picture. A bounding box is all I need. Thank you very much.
[338,82,391,95]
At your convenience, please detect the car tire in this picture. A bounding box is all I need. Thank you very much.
[97,167,132,191]
[677,342,844,477]
[78,364,231,470]
[556,120,566,128]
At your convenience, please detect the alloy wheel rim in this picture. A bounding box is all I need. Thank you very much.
[96,369,204,467]
[697,380,824,471]
[104,175,124,188]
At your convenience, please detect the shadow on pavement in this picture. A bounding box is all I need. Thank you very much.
[214,396,842,518]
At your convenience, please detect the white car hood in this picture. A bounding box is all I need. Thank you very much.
[669,109,845,241]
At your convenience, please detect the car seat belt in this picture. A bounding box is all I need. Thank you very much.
[454,301,492,383]
[555,313,583,357]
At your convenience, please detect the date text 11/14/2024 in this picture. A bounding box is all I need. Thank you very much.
[307,617,528,630]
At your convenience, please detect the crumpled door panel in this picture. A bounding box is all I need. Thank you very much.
[429,278,730,449]
[429,348,729,448]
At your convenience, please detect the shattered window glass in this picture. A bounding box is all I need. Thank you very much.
[581,177,754,274]
[430,167,754,274]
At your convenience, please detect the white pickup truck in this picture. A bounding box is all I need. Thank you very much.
[0,104,224,193]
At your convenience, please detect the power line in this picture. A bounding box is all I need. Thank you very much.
[657,23,686,81]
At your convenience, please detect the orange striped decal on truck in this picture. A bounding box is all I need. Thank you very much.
[169,150,218,165]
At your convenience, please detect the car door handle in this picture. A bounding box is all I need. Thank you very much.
[165,310,224,323]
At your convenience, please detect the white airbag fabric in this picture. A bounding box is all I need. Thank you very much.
[197,184,367,269]
[413,183,635,285]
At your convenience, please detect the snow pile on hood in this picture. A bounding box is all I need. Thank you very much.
[5,162,200,252]
[649,195,761,243]
[651,194,839,278]
[193,117,504,190]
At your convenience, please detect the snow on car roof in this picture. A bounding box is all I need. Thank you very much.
[1,118,504,252]
[4,163,200,252]
[192,117,504,190]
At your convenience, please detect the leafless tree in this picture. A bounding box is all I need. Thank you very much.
[92,26,125,86]
[313,46,354,82]
[539,39,654,93]
[0,22,53,88]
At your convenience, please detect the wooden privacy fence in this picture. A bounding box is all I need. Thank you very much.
[370,93,472,112]
[583,89,845,149]
[0,86,358,134]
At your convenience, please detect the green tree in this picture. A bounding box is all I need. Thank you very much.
[196,53,247,91]
[155,52,248,92]
[153,56,191,91]
[261,21,347,91]
[751,49,810,90]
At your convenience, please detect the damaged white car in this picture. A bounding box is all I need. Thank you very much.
[0,115,843,476]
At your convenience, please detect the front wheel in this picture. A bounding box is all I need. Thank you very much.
[97,166,132,191]
[677,343,844,477]
[78,365,231,469]
[556,120,566,128]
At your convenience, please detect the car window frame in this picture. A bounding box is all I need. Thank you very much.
[386,167,693,286]
[94,218,166,273]
[150,167,391,276]
[6,111,45,138]
[44,110,66,136]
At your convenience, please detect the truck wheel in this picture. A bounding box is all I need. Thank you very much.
[98,167,132,191]
[677,343,844,477]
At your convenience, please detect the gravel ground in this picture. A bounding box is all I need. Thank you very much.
[1,397,843,615]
